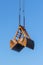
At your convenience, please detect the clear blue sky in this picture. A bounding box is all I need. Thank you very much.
[0,0,43,65]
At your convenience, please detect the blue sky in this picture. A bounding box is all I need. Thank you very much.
[0,0,43,65]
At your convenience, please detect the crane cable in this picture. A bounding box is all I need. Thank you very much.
[19,0,25,28]
[23,0,25,28]
[19,0,21,26]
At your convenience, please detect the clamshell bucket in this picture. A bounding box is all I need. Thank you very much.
[10,25,34,52]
